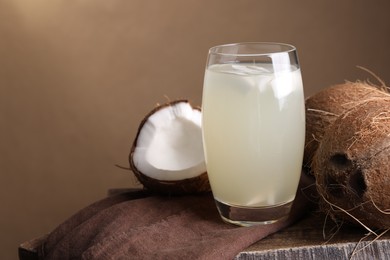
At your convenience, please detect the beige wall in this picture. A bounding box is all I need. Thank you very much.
[1,0,389,259]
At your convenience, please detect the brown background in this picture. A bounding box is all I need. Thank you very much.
[1,0,389,259]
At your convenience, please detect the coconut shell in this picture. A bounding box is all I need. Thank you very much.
[304,82,389,172]
[129,163,210,195]
[129,100,211,195]
[313,98,390,229]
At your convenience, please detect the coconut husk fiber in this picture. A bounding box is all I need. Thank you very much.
[304,81,389,172]
[38,173,316,260]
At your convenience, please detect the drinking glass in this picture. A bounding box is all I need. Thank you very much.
[201,42,305,226]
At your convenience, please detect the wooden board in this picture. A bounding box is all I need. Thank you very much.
[19,235,47,260]
[237,212,390,259]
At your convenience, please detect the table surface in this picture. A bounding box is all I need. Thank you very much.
[19,190,390,260]
[237,211,390,259]
[19,211,390,260]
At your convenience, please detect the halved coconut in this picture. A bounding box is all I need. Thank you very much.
[129,100,210,195]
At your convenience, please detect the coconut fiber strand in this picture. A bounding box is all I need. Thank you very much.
[38,174,315,260]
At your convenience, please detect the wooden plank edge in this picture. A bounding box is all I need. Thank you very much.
[18,234,48,260]
[235,239,390,260]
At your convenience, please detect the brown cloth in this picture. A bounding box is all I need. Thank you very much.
[39,174,316,260]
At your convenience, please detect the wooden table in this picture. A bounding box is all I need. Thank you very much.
[19,210,390,260]
[237,212,390,259]
[19,186,390,259]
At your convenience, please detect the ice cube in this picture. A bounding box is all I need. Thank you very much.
[231,64,272,75]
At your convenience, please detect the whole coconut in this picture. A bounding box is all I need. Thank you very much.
[313,98,390,230]
[304,82,388,172]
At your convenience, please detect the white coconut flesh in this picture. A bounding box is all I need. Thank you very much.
[133,102,206,181]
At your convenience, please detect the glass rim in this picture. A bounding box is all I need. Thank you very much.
[208,42,296,57]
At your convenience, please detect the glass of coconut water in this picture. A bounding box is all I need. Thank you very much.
[201,42,305,226]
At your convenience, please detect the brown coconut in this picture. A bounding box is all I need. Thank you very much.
[304,81,389,172]
[313,98,390,229]
[129,100,210,195]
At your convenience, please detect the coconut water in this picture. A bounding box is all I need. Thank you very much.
[202,63,305,207]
